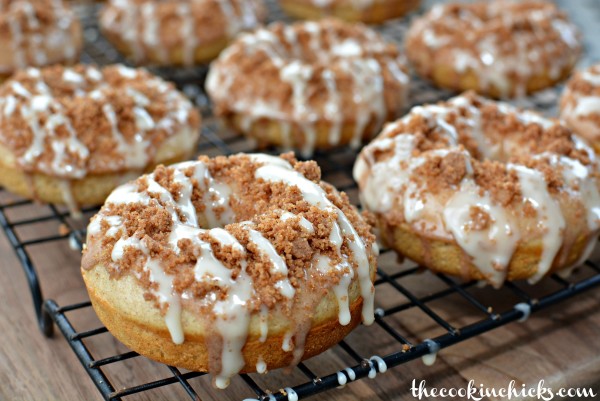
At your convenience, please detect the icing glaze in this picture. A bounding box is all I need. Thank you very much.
[84,154,376,388]
[406,0,581,97]
[207,19,409,156]
[355,93,600,287]
[0,0,81,73]
[100,0,265,66]
[0,65,198,215]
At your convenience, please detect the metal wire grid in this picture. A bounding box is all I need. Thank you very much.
[1,0,600,400]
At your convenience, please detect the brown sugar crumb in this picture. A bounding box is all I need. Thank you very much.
[58,224,70,236]
[0,64,200,178]
[473,160,519,206]
[413,151,467,193]
[468,206,491,231]
[83,153,375,317]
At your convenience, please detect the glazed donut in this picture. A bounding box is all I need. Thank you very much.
[560,64,600,153]
[100,0,267,66]
[0,64,200,215]
[405,0,581,98]
[354,92,600,288]
[0,0,82,79]
[279,0,421,24]
[206,18,410,157]
[81,153,377,388]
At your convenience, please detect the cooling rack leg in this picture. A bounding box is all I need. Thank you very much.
[41,301,55,337]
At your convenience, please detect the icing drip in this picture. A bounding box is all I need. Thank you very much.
[256,356,267,374]
[510,165,565,283]
[255,159,375,324]
[443,181,519,288]
[369,355,387,374]
[422,339,440,366]
[284,388,298,401]
[514,302,531,322]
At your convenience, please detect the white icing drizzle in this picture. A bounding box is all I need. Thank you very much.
[68,233,80,252]
[244,224,296,299]
[206,19,409,156]
[336,370,347,387]
[88,154,374,388]
[369,355,387,374]
[256,356,267,374]
[282,331,294,352]
[0,64,196,211]
[355,93,600,287]
[58,180,81,219]
[510,164,565,283]
[514,302,531,322]
[280,211,314,232]
[422,339,440,366]
[560,66,600,143]
[101,0,263,66]
[284,388,298,401]
[255,158,375,324]
[443,181,519,287]
[1,0,80,73]
[344,367,356,381]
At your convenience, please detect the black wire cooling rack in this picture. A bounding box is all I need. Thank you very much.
[2,1,600,400]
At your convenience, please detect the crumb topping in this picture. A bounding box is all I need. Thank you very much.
[373,92,591,204]
[405,0,581,96]
[83,153,376,315]
[0,64,200,178]
[206,18,410,155]
[100,0,266,66]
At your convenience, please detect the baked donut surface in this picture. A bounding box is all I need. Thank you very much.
[100,0,267,66]
[81,153,377,388]
[0,64,200,214]
[279,0,421,24]
[354,92,600,287]
[0,0,82,78]
[206,18,409,157]
[560,64,600,153]
[405,0,581,98]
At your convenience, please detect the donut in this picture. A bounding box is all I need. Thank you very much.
[354,92,600,288]
[0,0,82,79]
[81,153,377,388]
[206,18,410,157]
[560,64,600,153]
[99,0,267,66]
[0,64,201,215]
[278,0,421,24]
[405,0,581,98]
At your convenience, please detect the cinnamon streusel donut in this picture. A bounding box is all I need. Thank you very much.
[279,0,421,24]
[206,18,410,157]
[405,0,581,98]
[560,64,600,153]
[0,64,200,215]
[354,92,600,287]
[100,0,267,66]
[0,0,82,79]
[81,153,377,388]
